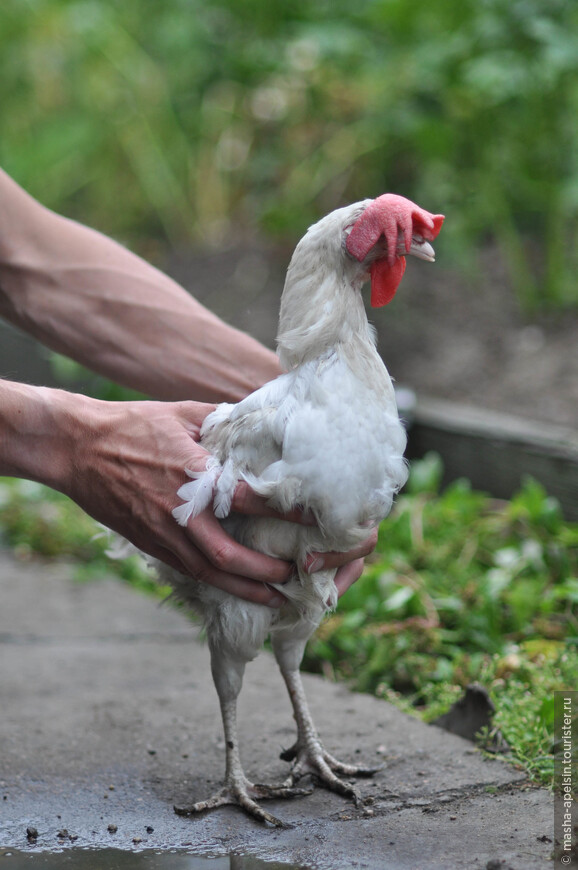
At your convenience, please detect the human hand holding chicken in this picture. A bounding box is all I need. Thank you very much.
[28,390,375,605]
[0,168,373,605]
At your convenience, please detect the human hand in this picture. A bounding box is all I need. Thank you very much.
[54,395,374,607]
[54,397,289,605]
[305,530,378,599]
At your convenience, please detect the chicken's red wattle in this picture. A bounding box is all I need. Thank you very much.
[370,257,406,308]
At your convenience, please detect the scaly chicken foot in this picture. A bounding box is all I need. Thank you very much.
[279,666,381,806]
[174,775,311,827]
[280,738,380,806]
[281,740,381,778]
[174,684,312,827]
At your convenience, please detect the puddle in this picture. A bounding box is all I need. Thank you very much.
[0,852,306,870]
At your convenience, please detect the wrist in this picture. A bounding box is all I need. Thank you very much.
[0,381,97,492]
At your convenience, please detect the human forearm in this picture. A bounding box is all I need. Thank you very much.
[0,378,289,602]
[0,379,89,488]
[0,170,281,402]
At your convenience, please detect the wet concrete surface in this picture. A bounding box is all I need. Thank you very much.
[0,551,553,869]
[0,851,297,869]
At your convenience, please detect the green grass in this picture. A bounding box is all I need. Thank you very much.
[0,478,161,594]
[1,455,576,786]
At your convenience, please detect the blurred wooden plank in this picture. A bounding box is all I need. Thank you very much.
[406,396,578,521]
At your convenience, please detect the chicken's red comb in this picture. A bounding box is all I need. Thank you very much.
[346,194,444,266]
[346,194,445,307]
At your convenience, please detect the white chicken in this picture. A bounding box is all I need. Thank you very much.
[158,193,444,826]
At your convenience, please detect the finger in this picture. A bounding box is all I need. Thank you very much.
[116,531,202,579]
[231,481,315,525]
[303,528,378,574]
[180,562,288,607]
[334,558,366,598]
[184,509,293,585]
[136,532,288,608]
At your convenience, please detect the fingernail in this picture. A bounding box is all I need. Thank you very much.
[306,557,324,574]
[268,594,286,608]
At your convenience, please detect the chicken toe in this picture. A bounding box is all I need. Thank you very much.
[281,737,380,806]
[277,663,380,807]
[174,775,312,827]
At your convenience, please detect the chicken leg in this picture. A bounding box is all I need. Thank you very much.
[272,630,381,805]
[174,644,311,827]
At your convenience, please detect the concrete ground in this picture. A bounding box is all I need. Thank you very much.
[0,551,553,869]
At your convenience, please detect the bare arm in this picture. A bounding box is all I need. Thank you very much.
[0,171,372,603]
[0,168,280,402]
[0,380,294,603]
[0,380,371,603]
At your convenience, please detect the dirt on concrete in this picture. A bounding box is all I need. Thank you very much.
[0,551,553,869]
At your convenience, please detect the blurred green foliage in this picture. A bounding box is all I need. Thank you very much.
[1,0,577,308]
[0,476,168,593]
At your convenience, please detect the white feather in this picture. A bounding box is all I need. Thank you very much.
[213,458,237,519]
[172,456,222,525]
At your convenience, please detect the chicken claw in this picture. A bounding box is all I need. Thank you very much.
[275,660,381,808]
[174,775,312,828]
[280,739,381,806]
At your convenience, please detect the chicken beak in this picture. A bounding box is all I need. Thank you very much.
[402,235,436,263]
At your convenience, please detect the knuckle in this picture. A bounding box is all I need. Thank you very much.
[191,565,212,586]
[210,541,236,571]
